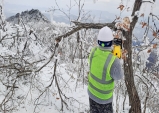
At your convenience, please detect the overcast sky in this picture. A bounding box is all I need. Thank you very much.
[3,0,159,18]
[4,0,119,10]
[3,0,121,13]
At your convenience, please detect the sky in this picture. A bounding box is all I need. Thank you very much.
[3,0,120,14]
[3,0,117,10]
[3,0,159,19]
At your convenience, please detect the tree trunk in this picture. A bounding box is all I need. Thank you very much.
[123,0,142,113]
[124,30,141,113]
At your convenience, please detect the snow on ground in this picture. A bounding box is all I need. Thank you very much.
[0,47,131,113]
[12,62,89,113]
[7,61,133,113]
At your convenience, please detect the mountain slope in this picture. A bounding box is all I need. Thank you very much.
[6,9,50,24]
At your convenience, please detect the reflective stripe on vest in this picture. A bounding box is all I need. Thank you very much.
[88,47,116,100]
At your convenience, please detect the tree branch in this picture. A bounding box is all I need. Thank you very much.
[150,13,159,20]
[142,0,155,4]
[55,21,115,42]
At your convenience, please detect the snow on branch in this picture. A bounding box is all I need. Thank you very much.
[142,0,155,4]
[55,21,115,42]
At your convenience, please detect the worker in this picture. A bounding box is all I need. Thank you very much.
[88,26,124,113]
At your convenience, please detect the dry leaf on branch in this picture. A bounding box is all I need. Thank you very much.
[113,30,122,38]
[123,49,128,54]
[122,49,128,60]
[123,24,130,31]
[141,22,147,28]
[147,49,151,53]
[153,31,157,37]
[153,44,157,48]
[113,34,119,38]
[117,5,125,11]
[140,13,144,17]
[122,17,130,31]
[56,97,60,100]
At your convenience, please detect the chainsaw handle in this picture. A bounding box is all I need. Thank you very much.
[113,38,122,49]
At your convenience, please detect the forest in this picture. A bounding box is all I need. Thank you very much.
[0,0,159,113]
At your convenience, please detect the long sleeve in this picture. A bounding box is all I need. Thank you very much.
[110,58,124,80]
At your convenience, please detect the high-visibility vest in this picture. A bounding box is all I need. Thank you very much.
[88,47,116,101]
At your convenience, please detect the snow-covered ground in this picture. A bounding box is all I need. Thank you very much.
[6,62,131,113]
[9,62,90,113]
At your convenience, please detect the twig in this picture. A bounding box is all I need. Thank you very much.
[135,75,149,113]
[36,43,59,72]
[150,13,159,20]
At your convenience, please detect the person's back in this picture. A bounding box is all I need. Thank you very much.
[88,26,124,113]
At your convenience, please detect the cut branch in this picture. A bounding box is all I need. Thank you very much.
[55,21,115,42]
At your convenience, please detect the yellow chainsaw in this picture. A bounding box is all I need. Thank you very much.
[112,38,122,59]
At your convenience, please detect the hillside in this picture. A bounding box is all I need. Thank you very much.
[6,9,50,24]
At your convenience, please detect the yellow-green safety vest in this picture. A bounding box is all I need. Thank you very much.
[88,47,116,101]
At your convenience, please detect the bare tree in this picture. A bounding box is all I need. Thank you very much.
[1,0,159,112]
[54,0,158,113]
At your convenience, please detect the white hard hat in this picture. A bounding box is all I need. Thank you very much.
[97,26,114,42]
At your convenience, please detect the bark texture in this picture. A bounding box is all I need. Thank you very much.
[123,0,142,113]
